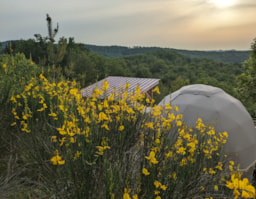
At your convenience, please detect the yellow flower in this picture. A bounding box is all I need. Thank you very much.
[70,137,76,143]
[96,145,111,155]
[2,63,7,68]
[155,138,160,144]
[98,112,109,122]
[225,173,255,198]
[118,125,125,131]
[101,123,110,130]
[174,106,179,112]
[74,151,82,160]
[172,172,177,180]
[179,158,187,166]
[214,185,218,191]
[165,103,172,110]
[10,122,16,126]
[222,131,228,138]
[146,98,151,104]
[229,161,234,165]
[39,74,47,81]
[108,93,115,101]
[103,99,109,108]
[242,190,251,198]
[160,185,167,191]
[102,80,109,90]
[2,63,7,73]
[209,168,216,175]
[10,96,17,103]
[132,194,138,199]
[215,162,223,171]
[58,160,65,165]
[58,105,67,112]
[96,146,104,156]
[125,82,130,89]
[49,112,57,117]
[50,150,65,165]
[51,136,57,142]
[142,168,150,176]
[145,122,154,130]
[37,107,44,112]
[176,120,182,126]
[123,188,131,199]
[165,151,173,158]
[154,190,160,195]
[233,189,240,197]
[69,88,78,95]
[152,86,160,94]
[60,137,66,146]
[176,147,186,155]
[145,151,159,164]
[176,114,183,120]
[154,180,161,188]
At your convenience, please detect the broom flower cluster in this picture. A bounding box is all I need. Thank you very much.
[7,67,255,198]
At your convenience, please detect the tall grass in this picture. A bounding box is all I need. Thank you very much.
[0,53,255,198]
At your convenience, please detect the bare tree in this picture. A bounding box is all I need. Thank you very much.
[34,14,59,43]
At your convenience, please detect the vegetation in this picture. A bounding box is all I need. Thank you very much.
[1,40,243,104]
[237,38,256,117]
[0,54,255,198]
[85,44,250,63]
[1,14,256,198]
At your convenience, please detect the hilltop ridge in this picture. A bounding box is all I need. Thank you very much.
[85,44,250,63]
[0,40,250,63]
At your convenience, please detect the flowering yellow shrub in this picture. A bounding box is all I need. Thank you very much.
[8,70,255,199]
[226,173,255,199]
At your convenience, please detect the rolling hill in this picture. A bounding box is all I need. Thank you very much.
[85,44,250,63]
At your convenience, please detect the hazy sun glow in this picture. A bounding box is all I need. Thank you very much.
[209,0,237,8]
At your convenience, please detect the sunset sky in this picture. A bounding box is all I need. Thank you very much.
[1,0,256,50]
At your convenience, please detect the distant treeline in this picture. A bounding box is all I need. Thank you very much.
[1,41,250,63]
[85,44,250,63]
[0,39,243,105]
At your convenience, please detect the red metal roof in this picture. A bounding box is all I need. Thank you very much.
[81,76,160,98]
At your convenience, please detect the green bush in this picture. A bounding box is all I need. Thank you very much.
[0,54,255,199]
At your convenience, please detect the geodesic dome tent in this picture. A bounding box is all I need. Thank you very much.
[158,84,256,170]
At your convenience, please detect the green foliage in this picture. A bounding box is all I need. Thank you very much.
[119,50,241,99]
[85,44,250,63]
[237,38,256,117]
[0,53,40,104]
[0,53,255,199]
[2,38,242,106]
[0,54,43,198]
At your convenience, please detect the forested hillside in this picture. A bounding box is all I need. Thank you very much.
[115,50,242,102]
[1,39,242,103]
[85,44,250,63]
[2,41,250,63]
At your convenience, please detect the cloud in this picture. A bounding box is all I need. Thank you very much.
[1,0,255,50]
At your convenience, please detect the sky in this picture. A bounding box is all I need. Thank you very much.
[1,0,256,50]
